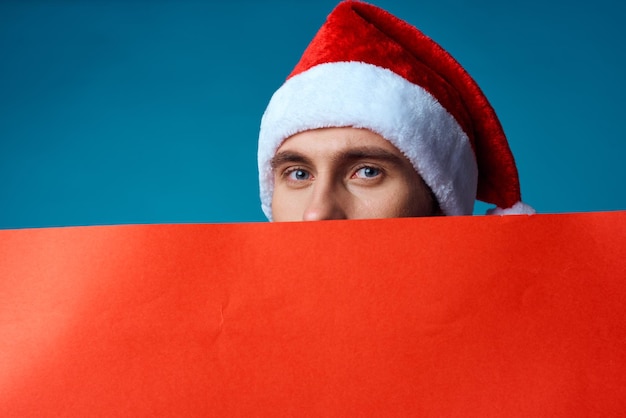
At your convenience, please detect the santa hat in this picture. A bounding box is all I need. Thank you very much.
[258,0,534,219]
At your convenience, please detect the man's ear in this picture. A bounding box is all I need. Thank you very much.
[431,205,445,217]
[429,188,445,217]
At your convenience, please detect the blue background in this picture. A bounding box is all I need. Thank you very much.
[1,0,624,228]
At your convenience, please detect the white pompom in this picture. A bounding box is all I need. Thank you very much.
[486,201,536,216]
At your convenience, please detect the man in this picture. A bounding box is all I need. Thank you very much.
[258,1,533,221]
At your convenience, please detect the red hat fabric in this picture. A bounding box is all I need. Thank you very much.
[258,1,534,219]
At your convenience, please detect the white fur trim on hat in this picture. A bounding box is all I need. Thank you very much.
[258,62,478,220]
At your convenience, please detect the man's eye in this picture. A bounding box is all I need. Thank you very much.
[354,166,381,179]
[287,169,311,181]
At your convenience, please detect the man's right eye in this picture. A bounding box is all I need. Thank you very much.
[285,168,311,181]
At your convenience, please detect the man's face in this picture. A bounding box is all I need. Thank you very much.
[270,127,437,221]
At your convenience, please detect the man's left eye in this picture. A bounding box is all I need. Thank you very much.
[354,166,381,179]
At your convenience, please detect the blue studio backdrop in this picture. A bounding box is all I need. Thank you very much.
[1,0,625,228]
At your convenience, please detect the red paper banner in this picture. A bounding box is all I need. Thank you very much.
[1,212,625,417]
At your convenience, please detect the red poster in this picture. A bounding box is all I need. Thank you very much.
[1,212,625,417]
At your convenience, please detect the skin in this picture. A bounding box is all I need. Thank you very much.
[270,127,438,221]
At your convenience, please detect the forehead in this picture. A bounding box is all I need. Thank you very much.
[275,127,401,156]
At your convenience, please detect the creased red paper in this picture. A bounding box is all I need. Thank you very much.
[1,212,625,417]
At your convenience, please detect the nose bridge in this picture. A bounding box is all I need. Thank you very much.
[302,176,346,221]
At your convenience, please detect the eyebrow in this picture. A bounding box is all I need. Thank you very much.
[270,146,405,169]
[340,147,405,164]
[270,151,311,169]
